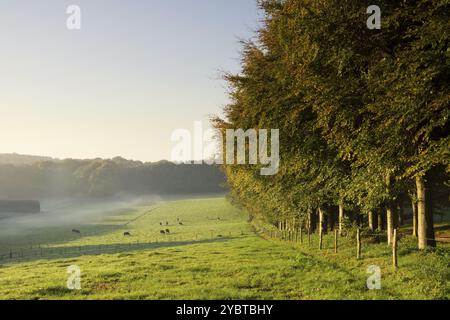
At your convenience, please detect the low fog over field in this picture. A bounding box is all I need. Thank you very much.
[0,196,161,237]
[0,154,226,238]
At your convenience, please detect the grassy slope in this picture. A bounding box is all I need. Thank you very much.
[0,197,448,300]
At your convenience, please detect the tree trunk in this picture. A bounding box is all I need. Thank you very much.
[416,175,436,249]
[318,207,328,235]
[386,205,394,246]
[412,199,418,238]
[328,208,336,231]
[307,208,315,233]
[385,172,395,245]
[377,210,384,232]
[397,201,404,227]
[339,203,344,236]
[368,211,376,231]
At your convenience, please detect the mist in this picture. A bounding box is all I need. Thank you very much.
[0,195,162,237]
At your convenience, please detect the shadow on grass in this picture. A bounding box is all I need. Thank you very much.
[0,223,125,252]
[0,237,234,266]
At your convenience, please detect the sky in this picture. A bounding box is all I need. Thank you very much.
[0,0,262,162]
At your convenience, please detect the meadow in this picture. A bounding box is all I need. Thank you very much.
[0,197,448,300]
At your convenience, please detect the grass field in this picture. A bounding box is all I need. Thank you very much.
[0,197,448,300]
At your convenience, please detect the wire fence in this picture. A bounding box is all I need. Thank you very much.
[253,223,449,269]
[0,230,240,264]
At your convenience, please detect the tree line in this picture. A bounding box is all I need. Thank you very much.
[0,156,225,200]
[214,0,449,250]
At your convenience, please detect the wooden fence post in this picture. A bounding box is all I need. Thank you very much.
[356,228,361,260]
[393,229,398,270]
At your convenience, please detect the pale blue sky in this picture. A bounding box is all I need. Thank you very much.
[0,0,261,161]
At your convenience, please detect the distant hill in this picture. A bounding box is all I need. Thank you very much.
[0,154,145,167]
[0,154,226,199]
[0,153,57,166]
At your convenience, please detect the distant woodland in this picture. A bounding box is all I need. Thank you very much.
[0,154,225,199]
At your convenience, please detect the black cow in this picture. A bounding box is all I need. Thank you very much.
[160,230,166,235]
[124,232,131,236]
[165,229,170,234]
[72,229,81,234]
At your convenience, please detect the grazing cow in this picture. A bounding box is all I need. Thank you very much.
[165,229,170,234]
[179,222,183,225]
[160,230,166,235]
[72,229,81,234]
[160,222,163,226]
[166,221,169,226]
[124,232,131,236]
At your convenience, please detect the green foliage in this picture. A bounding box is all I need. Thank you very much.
[215,0,449,225]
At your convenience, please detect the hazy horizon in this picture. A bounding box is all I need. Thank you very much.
[0,0,262,162]
[0,151,186,164]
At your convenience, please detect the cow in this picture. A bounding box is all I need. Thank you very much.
[160,222,163,226]
[166,221,169,226]
[179,222,183,226]
[72,229,81,234]
[124,232,131,236]
[165,229,170,234]
[160,230,166,235]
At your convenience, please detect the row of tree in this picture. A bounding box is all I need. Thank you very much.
[214,0,449,249]
[0,157,225,199]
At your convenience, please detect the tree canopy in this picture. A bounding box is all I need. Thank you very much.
[215,0,449,249]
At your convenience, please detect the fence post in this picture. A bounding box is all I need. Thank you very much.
[393,229,398,270]
[356,228,361,260]
[334,229,338,253]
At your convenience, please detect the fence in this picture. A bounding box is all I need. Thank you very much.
[254,223,449,270]
[0,231,237,264]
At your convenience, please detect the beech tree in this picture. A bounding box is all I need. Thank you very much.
[215,0,449,250]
